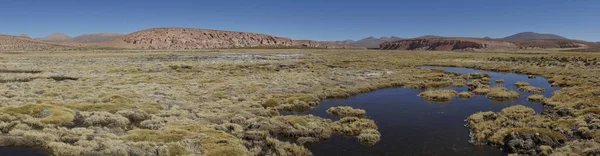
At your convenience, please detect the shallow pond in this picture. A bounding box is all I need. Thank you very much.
[0,147,47,156]
[286,66,560,156]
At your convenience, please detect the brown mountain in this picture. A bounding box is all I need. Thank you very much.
[503,32,568,40]
[380,37,518,51]
[40,33,72,41]
[69,33,124,43]
[100,28,295,49]
[0,35,71,51]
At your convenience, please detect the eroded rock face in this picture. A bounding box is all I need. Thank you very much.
[103,28,296,49]
[379,38,517,51]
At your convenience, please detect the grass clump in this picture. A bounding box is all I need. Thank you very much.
[327,106,366,118]
[518,85,545,94]
[515,81,531,88]
[527,94,545,103]
[123,125,249,156]
[263,98,280,107]
[458,92,473,99]
[487,87,520,101]
[496,79,505,83]
[0,104,74,125]
[334,117,378,136]
[418,89,458,102]
[357,129,381,146]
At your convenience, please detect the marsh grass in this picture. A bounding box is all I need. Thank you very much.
[527,94,545,103]
[1,49,600,155]
[326,106,366,118]
[518,85,545,94]
[458,92,473,99]
[418,89,458,102]
[487,87,520,101]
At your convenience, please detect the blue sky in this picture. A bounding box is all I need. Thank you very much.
[1,0,599,41]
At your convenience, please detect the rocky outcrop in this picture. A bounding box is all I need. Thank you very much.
[380,38,517,51]
[101,28,295,49]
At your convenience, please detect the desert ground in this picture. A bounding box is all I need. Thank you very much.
[0,48,599,155]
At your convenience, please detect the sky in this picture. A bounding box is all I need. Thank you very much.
[0,0,599,41]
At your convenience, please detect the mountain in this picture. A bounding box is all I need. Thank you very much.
[69,33,124,43]
[503,32,568,40]
[40,33,72,41]
[99,28,295,49]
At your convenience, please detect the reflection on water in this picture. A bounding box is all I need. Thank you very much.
[286,67,559,156]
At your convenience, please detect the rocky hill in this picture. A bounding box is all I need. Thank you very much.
[0,35,72,51]
[503,32,568,40]
[380,38,517,51]
[100,28,295,49]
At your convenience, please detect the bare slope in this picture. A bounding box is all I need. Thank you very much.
[0,35,72,51]
[101,28,295,49]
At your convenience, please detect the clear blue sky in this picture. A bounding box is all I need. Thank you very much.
[1,0,599,41]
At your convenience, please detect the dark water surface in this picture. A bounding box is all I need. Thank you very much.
[0,147,47,156]
[287,67,559,156]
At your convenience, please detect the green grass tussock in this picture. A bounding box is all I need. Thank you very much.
[418,89,458,102]
[327,106,367,118]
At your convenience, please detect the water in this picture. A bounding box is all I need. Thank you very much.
[0,147,47,156]
[287,67,559,156]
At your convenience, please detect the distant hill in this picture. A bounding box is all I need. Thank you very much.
[0,35,72,51]
[503,32,568,40]
[380,37,518,51]
[321,36,402,48]
[70,33,124,43]
[416,35,444,38]
[99,28,296,49]
[40,33,72,41]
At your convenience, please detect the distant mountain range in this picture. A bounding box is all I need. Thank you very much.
[1,29,598,51]
[323,32,599,51]
[39,32,124,43]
